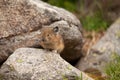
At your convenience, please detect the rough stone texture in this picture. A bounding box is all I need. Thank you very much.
[0,0,83,63]
[76,18,120,75]
[0,48,93,80]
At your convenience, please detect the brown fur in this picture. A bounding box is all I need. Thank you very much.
[39,27,64,53]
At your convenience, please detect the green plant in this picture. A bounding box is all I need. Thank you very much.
[105,53,120,80]
[80,12,108,32]
[43,0,110,32]
[43,0,77,12]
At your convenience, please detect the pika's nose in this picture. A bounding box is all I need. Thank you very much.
[41,38,46,42]
[38,38,46,42]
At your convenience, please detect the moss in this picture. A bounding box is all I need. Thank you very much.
[67,65,72,70]
[62,75,68,80]
[9,64,15,71]
[62,73,84,80]
[16,59,24,63]
[0,74,3,80]
[63,77,68,80]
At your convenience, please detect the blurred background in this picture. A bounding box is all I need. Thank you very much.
[43,0,120,31]
[42,0,120,54]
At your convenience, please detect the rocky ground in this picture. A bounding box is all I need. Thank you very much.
[0,0,120,80]
[0,0,92,80]
[76,18,120,79]
[0,48,93,80]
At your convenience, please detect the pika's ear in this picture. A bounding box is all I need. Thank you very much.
[53,26,59,33]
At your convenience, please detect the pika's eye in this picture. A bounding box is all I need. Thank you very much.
[53,26,59,33]
[47,34,50,37]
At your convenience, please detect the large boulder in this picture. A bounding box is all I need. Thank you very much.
[0,48,93,80]
[76,18,120,75]
[0,0,83,63]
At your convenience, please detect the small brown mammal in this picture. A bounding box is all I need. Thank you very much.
[39,26,64,53]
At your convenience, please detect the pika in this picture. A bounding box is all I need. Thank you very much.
[39,26,64,53]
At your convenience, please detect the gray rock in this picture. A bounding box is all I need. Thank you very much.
[0,0,83,63]
[76,18,120,75]
[0,48,93,80]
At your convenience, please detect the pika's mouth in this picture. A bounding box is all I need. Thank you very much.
[28,44,44,49]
